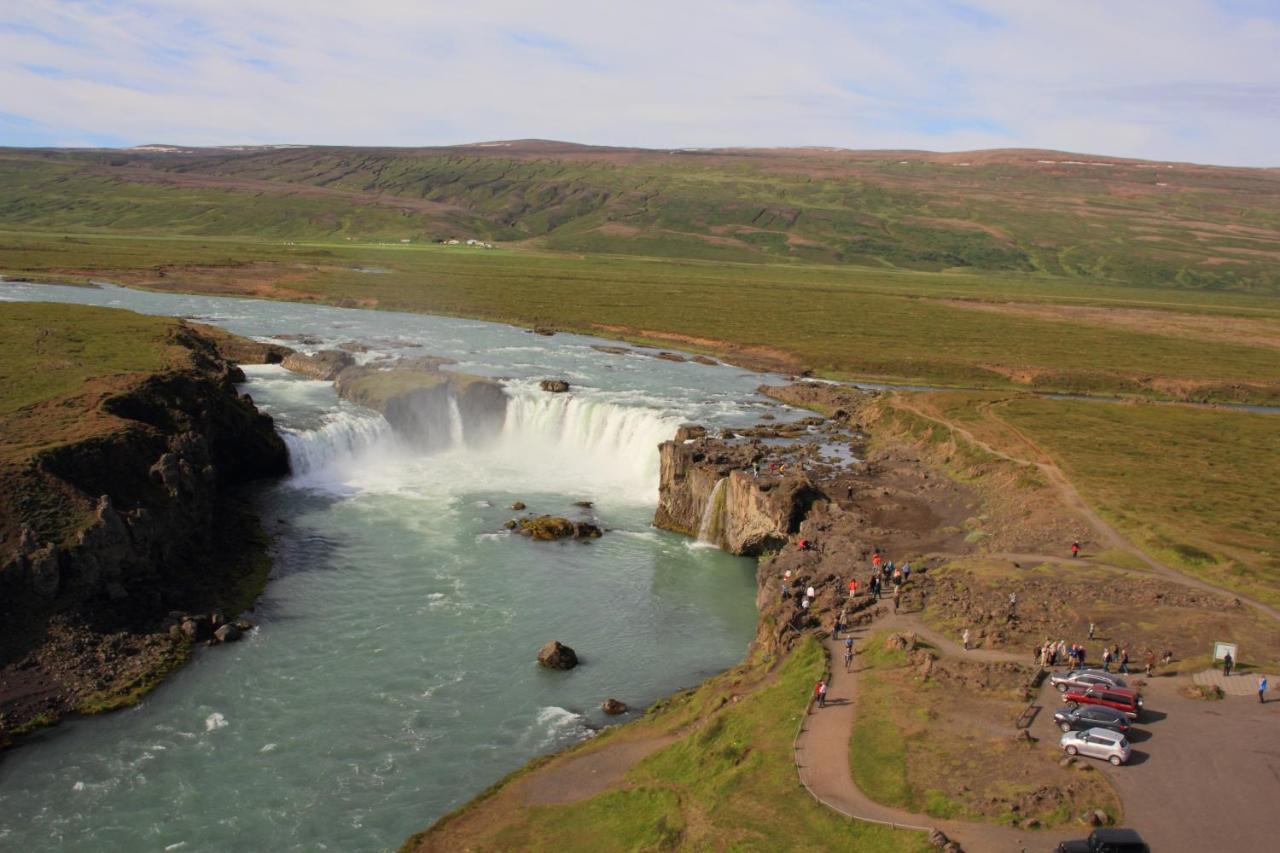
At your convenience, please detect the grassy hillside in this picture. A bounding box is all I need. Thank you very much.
[3,141,1280,291]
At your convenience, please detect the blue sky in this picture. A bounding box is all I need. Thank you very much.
[2,0,1278,165]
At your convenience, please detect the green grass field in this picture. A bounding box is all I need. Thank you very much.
[996,398,1280,605]
[0,302,180,415]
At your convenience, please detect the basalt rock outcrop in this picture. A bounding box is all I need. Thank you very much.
[282,349,356,381]
[539,379,570,393]
[654,438,818,555]
[0,318,288,748]
[335,362,508,450]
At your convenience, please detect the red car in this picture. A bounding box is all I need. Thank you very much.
[1062,685,1143,720]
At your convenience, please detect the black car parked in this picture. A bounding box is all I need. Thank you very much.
[1053,704,1132,734]
[1056,827,1149,853]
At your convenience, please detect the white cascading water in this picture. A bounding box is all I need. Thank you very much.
[272,379,683,503]
[697,477,727,542]
[498,390,684,499]
[280,410,395,477]
[447,396,465,447]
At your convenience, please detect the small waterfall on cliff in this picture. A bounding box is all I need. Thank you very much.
[696,478,728,544]
[280,410,395,476]
[499,391,684,500]
[446,396,465,447]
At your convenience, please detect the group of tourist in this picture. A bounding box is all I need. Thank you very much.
[865,548,911,612]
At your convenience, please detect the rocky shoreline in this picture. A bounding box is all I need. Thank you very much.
[0,321,290,751]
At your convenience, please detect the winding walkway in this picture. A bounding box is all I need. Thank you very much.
[795,615,1043,853]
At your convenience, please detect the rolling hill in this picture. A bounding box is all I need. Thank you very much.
[2,140,1278,292]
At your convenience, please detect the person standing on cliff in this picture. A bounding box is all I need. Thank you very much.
[1223,651,1234,677]
[849,578,858,598]
[1072,541,1080,559]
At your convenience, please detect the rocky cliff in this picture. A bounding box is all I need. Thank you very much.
[653,384,980,656]
[0,312,288,748]
[334,362,508,449]
[654,439,819,555]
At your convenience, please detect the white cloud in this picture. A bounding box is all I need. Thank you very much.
[0,0,1277,164]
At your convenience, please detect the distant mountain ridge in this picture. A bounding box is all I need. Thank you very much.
[1,140,1277,291]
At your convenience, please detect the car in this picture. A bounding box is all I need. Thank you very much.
[1050,669,1128,692]
[1060,727,1132,765]
[1053,704,1132,734]
[1055,827,1150,852]
[1062,685,1143,720]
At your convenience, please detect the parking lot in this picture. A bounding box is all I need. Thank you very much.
[1031,673,1280,851]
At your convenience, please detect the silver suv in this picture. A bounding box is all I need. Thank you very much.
[1060,727,1131,766]
[1050,669,1127,693]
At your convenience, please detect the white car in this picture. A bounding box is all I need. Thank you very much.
[1060,727,1131,766]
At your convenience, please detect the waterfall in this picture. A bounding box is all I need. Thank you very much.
[697,478,727,544]
[499,391,684,499]
[280,409,395,476]
[447,395,465,447]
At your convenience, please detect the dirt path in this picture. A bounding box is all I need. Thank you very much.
[796,618,1047,853]
[891,396,1280,624]
[517,732,678,805]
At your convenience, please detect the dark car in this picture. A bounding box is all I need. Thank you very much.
[1062,685,1143,720]
[1053,704,1132,734]
[1056,827,1149,853]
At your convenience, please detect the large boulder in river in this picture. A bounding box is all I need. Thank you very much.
[602,698,628,715]
[213,623,242,643]
[283,349,355,381]
[335,363,508,450]
[539,379,570,393]
[538,641,578,670]
[514,516,603,541]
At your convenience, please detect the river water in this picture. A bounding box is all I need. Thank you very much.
[0,282,785,852]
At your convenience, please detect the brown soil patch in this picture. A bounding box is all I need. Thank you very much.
[922,561,1280,670]
[938,299,1280,351]
[588,325,806,374]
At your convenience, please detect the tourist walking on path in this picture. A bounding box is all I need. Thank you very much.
[1260,675,1268,703]
[1119,647,1129,675]
[1145,649,1156,677]
[1088,621,1096,640]
[844,638,854,671]
[1007,592,1017,619]
[962,628,971,651]
[816,680,828,708]
[1102,646,1112,672]
[893,585,902,614]
[1223,651,1234,677]
[1071,541,1080,559]
[901,561,911,584]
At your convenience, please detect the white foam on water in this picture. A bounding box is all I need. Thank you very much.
[260,743,277,753]
[204,713,228,732]
[72,781,85,792]
[532,706,593,748]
